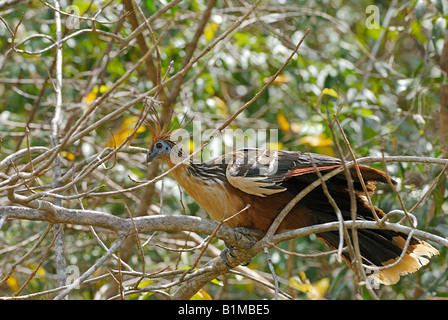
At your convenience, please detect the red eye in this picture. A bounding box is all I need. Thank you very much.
[155,142,163,149]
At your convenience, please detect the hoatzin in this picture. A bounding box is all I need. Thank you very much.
[145,117,439,285]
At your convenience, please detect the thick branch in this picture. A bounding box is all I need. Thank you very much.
[0,206,245,248]
[172,219,448,300]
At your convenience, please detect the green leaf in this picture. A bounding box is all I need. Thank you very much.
[432,17,446,40]
[413,61,424,77]
[359,108,374,116]
[415,0,427,21]
[145,0,156,14]
[435,0,444,13]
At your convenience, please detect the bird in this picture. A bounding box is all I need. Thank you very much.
[144,113,439,285]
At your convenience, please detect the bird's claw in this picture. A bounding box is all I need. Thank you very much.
[220,246,252,268]
[220,227,259,268]
[232,227,259,247]
[220,247,236,268]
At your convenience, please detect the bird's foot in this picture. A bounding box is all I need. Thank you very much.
[220,247,238,268]
[220,227,260,268]
[220,246,252,268]
[232,227,259,247]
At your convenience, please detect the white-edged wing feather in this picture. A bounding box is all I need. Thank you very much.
[225,149,286,197]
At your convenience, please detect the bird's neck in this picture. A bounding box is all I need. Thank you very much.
[164,160,224,188]
[161,158,246,224]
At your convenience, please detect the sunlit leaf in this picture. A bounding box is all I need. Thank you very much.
[138,292,154,300]
[289,276,312,292]
[191,288,212,300]
[61,151,75,161]
[289,272,330,299]
[321,88,340,99]
[410,19,426,44]
[264,74,291,84]
[298,270,307,282]
[104,117,146,148]
[314,278,330,297]
[6,276,19,291]
[315,146,335,157]
[298,133,333,147]
[189,140,195,154]
[277,112,290,133]
[359,108,374,116]
[204,22,219,41]
[268,142,284,150]
[84,91,96,104]
[298,134,334,156]
[137,279,153,288]
[211,96,228,115]
[366,26,382,41]
[84,85,110,104]
[29,263,45,276]
[290,122,301,134]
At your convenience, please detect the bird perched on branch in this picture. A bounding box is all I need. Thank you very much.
[145,113,439,285]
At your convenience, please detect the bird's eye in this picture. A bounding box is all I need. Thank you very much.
[155,142,163,149]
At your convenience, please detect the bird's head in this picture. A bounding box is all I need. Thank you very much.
[146,138,175,163]
[145,107,189,165]
[144,105,175,164]
[146,118,175,164]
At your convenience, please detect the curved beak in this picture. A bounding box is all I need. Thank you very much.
[146,149,158,163]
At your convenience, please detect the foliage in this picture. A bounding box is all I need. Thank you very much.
[0,0,447,300]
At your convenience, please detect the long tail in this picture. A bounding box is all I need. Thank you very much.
[317,226,439,285]
[300,165,439,285]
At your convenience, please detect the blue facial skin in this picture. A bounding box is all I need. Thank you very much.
[146,141,172,163]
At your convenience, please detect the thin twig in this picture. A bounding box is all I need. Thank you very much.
[125,203,146,288]
[409,163,448,213]
[271,243,347,258]
[329,120,372,299]
[53,235,126,300]
[0,224,53,287]
[333,115,380,222]
[263,244,278,300]
[14,224,64,297]
[309,153,351,263]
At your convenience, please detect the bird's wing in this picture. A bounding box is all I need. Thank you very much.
[225,149,343,197]
[225,148,392,197]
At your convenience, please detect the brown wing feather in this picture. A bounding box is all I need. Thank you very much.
[225,149,394,197]
[285,164,341,178]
